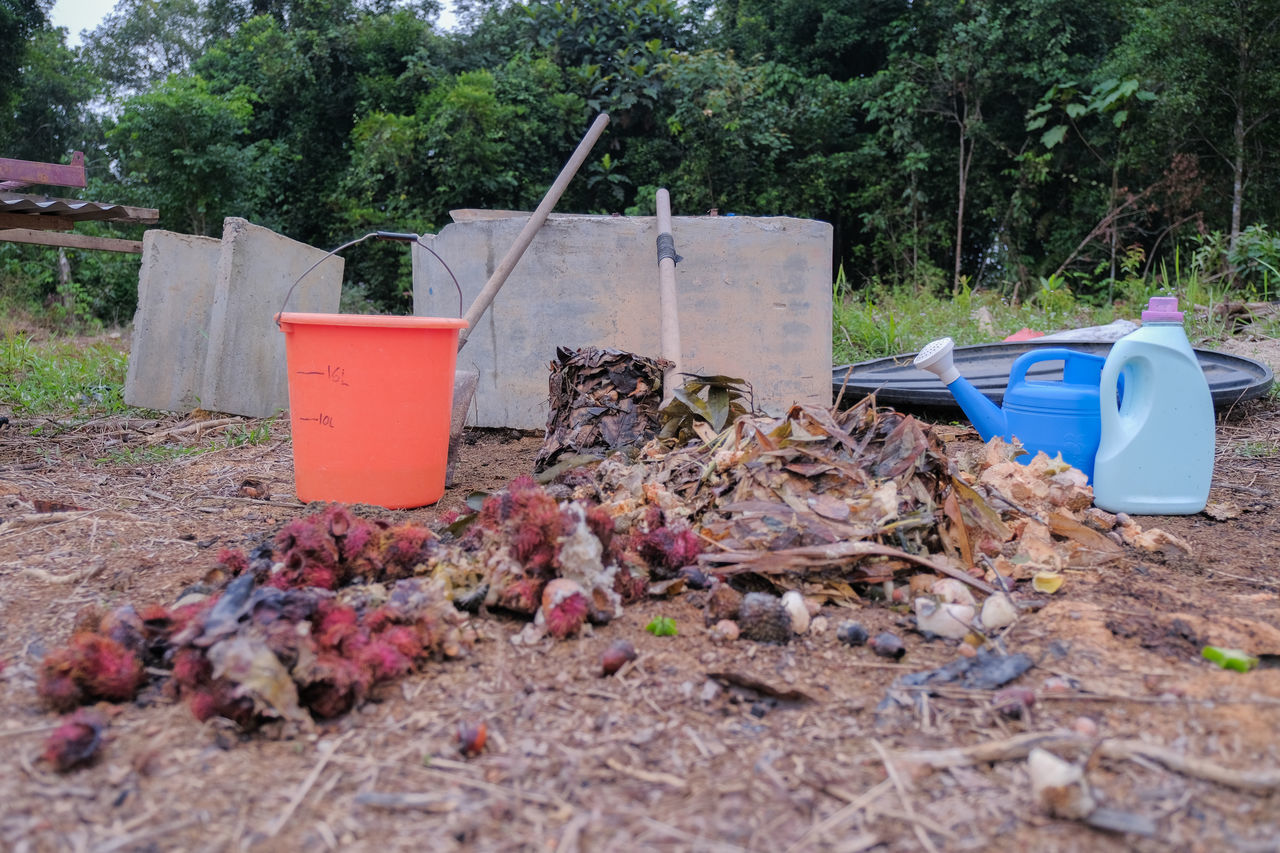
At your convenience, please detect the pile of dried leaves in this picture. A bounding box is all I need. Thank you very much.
[535,347,670,471]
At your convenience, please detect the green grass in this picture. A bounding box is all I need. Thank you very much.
[97,444,200,465]
[832,284,1119,364]
[0,333,129,417]
[1236,440,1280,459]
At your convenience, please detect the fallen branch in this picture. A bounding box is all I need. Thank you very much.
[352,791,458,812]
[897,730,1280,792]
[144,418,241,445]
[702,541,996,595]
[604,757,688,789]
[267,733,351,837]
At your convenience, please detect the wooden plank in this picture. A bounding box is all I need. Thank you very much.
[0,228,144,254]
[0,151,86,188]
[0,213,74,231]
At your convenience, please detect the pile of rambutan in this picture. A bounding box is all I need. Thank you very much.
[34,478,706,767]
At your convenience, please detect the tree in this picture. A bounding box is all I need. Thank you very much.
[1,0,47,151]
[712,0,903,81]
[108,76,262,234]
[1110,0,1280,262]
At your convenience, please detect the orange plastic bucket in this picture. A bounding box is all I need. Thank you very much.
[278,313,468,508]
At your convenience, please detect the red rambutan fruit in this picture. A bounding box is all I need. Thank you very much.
[540,578,589,639]
[217,547,249,575]
[169,648,211,689]
[296,652,369,719]
[495,575,547,615]
[37,634,146,710]
[275,515,341,572]
[379,523,437,576]
[313,601,360,651]
[584,504,620,556]
[635,525,703,579]
[377,625,425,660]
[42,708,108,772]
[185,680,258,728]
[357,640,414,683]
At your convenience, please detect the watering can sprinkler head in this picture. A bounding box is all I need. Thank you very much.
[913,337,962,385]
[914,336,1008,441]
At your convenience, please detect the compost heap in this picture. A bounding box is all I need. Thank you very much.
[34,395,1187,768]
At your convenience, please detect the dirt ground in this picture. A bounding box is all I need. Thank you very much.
[2,339,1279,852]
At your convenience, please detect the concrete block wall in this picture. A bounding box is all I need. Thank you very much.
[124,218,342,417]
[124,230,221,413]
[413,212,833,430]
[200,218,343,418]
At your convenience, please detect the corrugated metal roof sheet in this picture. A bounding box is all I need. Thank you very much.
[3,194,133,223]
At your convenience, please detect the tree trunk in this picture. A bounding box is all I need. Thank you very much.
[1229,76,1246,265]
[953,118,966,295]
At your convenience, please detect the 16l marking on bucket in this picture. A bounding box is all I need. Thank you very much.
[294,364,350,386]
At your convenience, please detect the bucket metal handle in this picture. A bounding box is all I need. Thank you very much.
[274,230,464,327]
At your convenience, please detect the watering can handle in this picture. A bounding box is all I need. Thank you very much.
[1007,348,1105,386]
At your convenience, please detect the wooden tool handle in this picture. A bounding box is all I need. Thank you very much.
[458,113,611,348]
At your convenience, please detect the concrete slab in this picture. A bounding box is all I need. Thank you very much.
[413,212,833,430]
[199,218,343,418]
[124,230,222,412]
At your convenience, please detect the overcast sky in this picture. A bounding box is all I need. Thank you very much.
[50,0,117,46]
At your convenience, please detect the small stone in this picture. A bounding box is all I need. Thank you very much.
[870,631,905,659]
[915,597,975,639]
[781,591,810,635]
[711,619,740,642]
[930,578,977,607]
[677,567,712,590]
[600,640,637,676]
[738,593,792,644]
[1028,748,1096,819]
[809,615,829,635]
[992,686,1036,718]
[1072,716,1099,737]
[836,621,869,647]
[981,593,1019,630]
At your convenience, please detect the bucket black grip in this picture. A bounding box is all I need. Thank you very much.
[374,231,420,243]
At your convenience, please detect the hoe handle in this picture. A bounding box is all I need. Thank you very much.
[458,112,611,349]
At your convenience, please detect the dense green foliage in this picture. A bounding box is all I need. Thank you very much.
[6,0,1280,323]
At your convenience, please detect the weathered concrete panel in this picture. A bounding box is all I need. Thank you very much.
[199,218,343,418]
[124,230,222,412]
[413,213,833,430]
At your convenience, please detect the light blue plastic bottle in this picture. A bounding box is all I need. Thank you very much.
[1093,296,1215,514]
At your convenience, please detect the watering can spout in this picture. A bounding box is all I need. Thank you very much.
[913,337,1008,440]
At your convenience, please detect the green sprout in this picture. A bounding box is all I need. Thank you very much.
[645,616,678,637]
[1202,645,1258,672]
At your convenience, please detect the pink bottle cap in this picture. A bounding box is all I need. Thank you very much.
[1141,296,1183,322]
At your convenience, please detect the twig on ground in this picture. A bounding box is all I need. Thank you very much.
[267,732,352,838]
[604,757,688,789]
[872,739,942,853]
[896,730,1280,792]
[144,418,241,445]
[352,791,458,812]
[785,779,890,853]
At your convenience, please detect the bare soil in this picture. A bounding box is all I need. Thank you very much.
[2,340,1279,852]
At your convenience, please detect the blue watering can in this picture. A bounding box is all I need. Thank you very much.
[913,338,1107,481]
